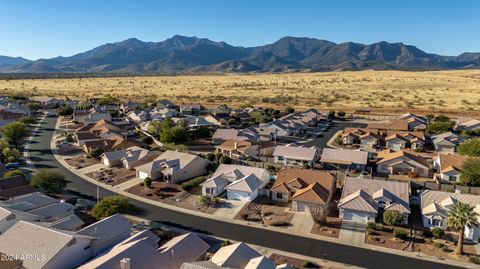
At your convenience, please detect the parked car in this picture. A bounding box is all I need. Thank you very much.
[5,162,20,169]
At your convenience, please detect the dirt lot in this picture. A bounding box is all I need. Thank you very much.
[64,155,99,169]
[311,216,341,238]
[128,181,217,214]
[86,167,136,186]
[365,226,409,250]
[235,196,294,226]
[6,70,480,114]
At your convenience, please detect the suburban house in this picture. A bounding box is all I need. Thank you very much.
[211,129,253,144]
[79,231,209,269]
[135,150,210,183]
[320,148,369,171]
[376,149,431,178]
[101,146,158,169]
[385,131,426,151]
[0,192,83,233]
[0,221,95,269]
[270,168,336,212]
[210,242,269,269]
[150,107,178,121]
[215,140,259,159]
[420,190,480,240]
[157,100,179,110]
[0,102,30,127]
[431,132,465,153]
[74,107,113,124]
[433,153,470,183]
[260,109,324,137]
[338,177,410,224]
[180,104,203,116]
[341,128,425,151]
[201,164,270,201]
[455,117,480,132]
[341,128,381,150]
[0,175,35,200]
[273,145,320,167]
[127,110,149,123]
[120,101,143,113]
[369,113,427,132]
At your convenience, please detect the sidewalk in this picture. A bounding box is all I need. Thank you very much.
[114,178,144,191]
[47,117,475,269]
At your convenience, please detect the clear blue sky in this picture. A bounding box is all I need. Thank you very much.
[1,0,479,60]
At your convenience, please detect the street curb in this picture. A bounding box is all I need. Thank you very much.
[48,117,474,269]
[326,130,344,149]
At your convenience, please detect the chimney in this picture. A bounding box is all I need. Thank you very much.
[120,258,131,269]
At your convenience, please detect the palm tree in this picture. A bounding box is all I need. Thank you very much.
[447,202,479,255]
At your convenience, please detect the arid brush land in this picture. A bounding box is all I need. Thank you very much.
[2,70,480,114]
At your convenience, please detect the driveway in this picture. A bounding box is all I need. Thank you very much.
[25,112,464,269]
[302,121,367,148]
[338,221,366,246]
[287,212,315,235]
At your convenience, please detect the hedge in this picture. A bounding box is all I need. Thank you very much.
[181,176,207,191]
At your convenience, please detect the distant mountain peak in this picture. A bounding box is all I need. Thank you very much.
[0,35,479,73]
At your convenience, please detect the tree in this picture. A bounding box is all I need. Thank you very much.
[144,177,152,188]
[285,106,295,114]
[57,106,73,116]
[31,169,67,194]
[97,96,119,105]
[141,136,153,145]
[65,133,74,143]
[432,227,445,239]
[27,102,42,113]
[206,153,216,162]
[219,155,232,164]
[447,202,479,255]
[1,122,28,148]
[337,111,346,118]
[3,169,23,178]
[147,121,163,137]
[92,195,136,220]
[160,126,189,144]
[393,229,408,240]
[434,114,450,123]
[426,121,454,135]
[458,139,480,157]
[383,210,405,226]
[3,147,20,162]
[19,116,36,125]
[89,148,104,159]
[459,157,480,186]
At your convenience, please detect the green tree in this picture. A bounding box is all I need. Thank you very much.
[19,116,36,125]
[1,122,28,148]
[89,148,104,159]
[31,169,67,194]
[459,157,480,186]
[27,102,42,113]
[160,126,189,144]
[434,114,450,122]
[57,106,73,116]
[337,111,346,118]
[147,121,163,137]
[141,136,153,145]
[97,96,119,105]
[432,227,445,239]
[383,210,405,226]
[219,155,232,164]
[426,121,454,135]
[206,153,216,162]
[285,106,295,114]
[91,195,136,220]
[458,139,480,157]
[447,202,479,255]
[3,169,23,178]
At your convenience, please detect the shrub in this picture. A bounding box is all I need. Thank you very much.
[383,210,405,226]
[3,169,23,178]
[337,111,346,117]
[141,136,153,144]
[219,155,232,164]
[432,227,444,239]
[65,133,74,143]
[393,229,408,240]
[422,230,433,238]
[206,153,216,162]
[221,240,231,247]
[198,195,219,205]
[375,223,384,231]
[19,116,36,124]
[469,256,480,265]
[31,169,67,194]
[367,222,376,230]
[144,177,152,188]
[269,220,290,227]
[301,261,315,268]
[181,176,207,191]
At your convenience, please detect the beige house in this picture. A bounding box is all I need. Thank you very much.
[376,150,430,178]
[215,140,258,159]
[433,153,470,183]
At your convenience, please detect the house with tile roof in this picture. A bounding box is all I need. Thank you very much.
[101,146,158,169]
[135,150,210,183]
[338,177,410,224]
[0,221,95,269]
[0,175,35,200]
[376,149,431,178]
[320,148,369,171]
[420,190,480,240]
[433,153,471,183]
[431,132,464,153]
[273,145,320,167]
[215,140,259,159]
[270,168,336,212]
[455,117,480,132]
[201,164,270,201]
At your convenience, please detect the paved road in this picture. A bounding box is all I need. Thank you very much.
[27,113,462,269]
[302,120,367,148]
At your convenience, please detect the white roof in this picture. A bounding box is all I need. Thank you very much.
[245,256,276,269]
[225,174,264,193]
[0,192,57,211]
[211,242,261,268]
[0,221,93,269]
[210,164,269,183]
[135,150,209,174]
[320,148,368,165]
[47,214,85,231]
[421,190,480,217]
[28,201,74,220]
[273,145,318,161]
[0,207,12,221]
[158,232,210,269]
[77,214,132,245]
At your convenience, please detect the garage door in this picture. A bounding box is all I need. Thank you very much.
[343,210,367,223]
[227,191,251,201]
[295,202,310,212]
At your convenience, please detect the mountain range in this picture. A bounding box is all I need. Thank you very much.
[1,35,480,73]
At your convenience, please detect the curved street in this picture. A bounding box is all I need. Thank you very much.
[26,112,462,269]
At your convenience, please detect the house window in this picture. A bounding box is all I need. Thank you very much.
[276,192,283,199]
[432,219,442,227]
[378,201,386,206]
